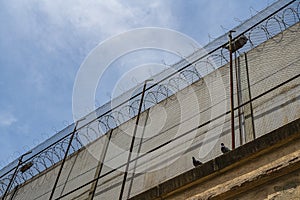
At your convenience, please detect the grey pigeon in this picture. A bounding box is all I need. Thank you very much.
[192,157,202,167]
[221,143,231,154]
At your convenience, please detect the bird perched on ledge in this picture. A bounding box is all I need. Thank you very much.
[192,157,202,167]
[221,143,231,154]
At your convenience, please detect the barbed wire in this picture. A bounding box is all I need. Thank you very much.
[0,0,299,196]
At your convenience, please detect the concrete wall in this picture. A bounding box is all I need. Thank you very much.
[130,117,300,200]
[235,168,300,200]
[7,22,300,200]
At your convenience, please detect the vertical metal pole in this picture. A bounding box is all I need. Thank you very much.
[244,53,256,140]
[49,118,85,200]
[8,185,18,200]
[118,79,152,200]
[229,31,235,150]
[126,110,150,199]
[235,54,243,146]
[2,151,32,200]
[88,129,113,199]
[2,161,21,200]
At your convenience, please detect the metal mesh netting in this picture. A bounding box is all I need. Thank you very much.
[1,0,300,197]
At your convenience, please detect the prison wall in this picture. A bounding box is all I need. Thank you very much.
[7,22,300,200]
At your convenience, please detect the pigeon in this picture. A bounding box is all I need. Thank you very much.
[221,143,231,154]
[192,157,202,167]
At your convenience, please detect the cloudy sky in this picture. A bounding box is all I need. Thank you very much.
[0,0,276,168]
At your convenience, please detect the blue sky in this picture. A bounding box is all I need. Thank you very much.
[0,0,276,168]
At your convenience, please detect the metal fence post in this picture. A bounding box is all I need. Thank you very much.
[229,31,236,150]
[2,151,32,200]
[48,118,85,200]
[118,79,153,200]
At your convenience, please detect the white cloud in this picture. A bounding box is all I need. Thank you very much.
[2,0,176,96]
[0,112,17,127]
[3,0,174,51]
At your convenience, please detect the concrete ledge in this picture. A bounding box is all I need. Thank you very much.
[129,118,300,200]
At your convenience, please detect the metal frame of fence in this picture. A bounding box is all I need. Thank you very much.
[1,0,300,199]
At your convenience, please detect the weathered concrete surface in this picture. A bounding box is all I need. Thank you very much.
[234,168,300,200]
[129,118,300,200]
[6,21,300,200]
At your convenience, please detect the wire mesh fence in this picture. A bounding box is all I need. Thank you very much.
[1,0,300,199]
